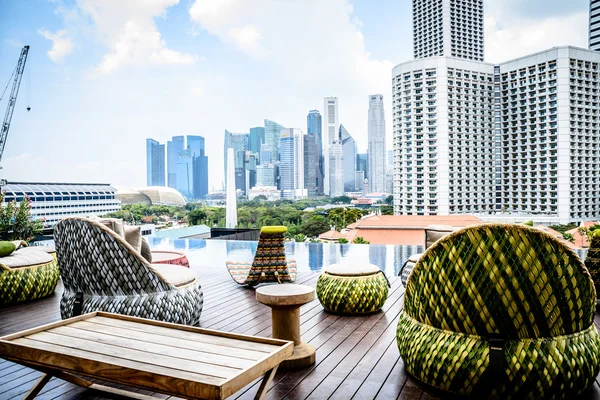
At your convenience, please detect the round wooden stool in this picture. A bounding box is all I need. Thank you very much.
[256,284,316,369]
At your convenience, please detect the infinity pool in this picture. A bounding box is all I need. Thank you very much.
[146,237,424,277]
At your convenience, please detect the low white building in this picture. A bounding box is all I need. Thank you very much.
[248,186,281,201]
[2,182,121,229]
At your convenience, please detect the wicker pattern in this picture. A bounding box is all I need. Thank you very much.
[585,233,600,306]
[316,271,388,314]
[0,256,60,306]
[397,223,600,398]
[54,217,203,326]
[226,226,297,286]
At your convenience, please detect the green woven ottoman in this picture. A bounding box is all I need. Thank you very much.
[316,264,389,314]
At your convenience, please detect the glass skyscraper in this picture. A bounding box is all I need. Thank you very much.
[146,138,165,186]
[167,136,184,189]
[340,125,357,192]
[224,130,249,190]
[249,127,265,156]
[187,135,209,200]
[303,133,317,197]
[307,110,323,194]
[264,119,285,162]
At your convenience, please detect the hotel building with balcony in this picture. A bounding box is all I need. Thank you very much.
[393,0,600,224]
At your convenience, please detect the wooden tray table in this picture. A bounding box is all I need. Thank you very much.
[0,312,293,400]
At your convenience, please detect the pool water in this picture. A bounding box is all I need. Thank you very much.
[146,237,424,277]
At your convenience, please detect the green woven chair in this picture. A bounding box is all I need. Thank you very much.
[397,223,600,398]
[585,229,600,308]
[226,226,297,286]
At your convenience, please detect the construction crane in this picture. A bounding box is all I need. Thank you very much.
[0,45,30,184]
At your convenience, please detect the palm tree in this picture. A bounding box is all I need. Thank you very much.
[352,237,370,244]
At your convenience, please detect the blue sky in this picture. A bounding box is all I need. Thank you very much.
[0,0,590,191]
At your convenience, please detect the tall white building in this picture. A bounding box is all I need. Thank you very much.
[279,128,308,200]
[591,0,600,51]
[323,97,339,195]
[368,95,387,193]
[413,0,484,62]
[329,141,344,197]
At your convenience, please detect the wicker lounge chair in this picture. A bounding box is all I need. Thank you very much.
[54,217,203,326]
[226,226,297,286]
[397,223,600,398]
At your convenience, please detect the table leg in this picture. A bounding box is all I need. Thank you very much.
[254,365,278,400]
[22,374,51,400]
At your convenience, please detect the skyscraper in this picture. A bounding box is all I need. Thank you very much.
[264,119,286,162]
[146,138,165,186]
[307,110,323,194]
[356,153,368,192]
[187,135,209,200]
[303,133,317,197]
[167,136,184,189]
[249,127,265,155]
[223,130,249,189]
[591,0,600,51]
[413,0,484,61]
[279,128,307,200]
[329,141,344,198]
[323,97,339,195]
[339,125,357,192]
[368,95,386,193]
[176,148,194,199]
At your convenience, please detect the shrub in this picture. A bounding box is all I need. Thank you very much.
[338,238,349,244]
[0,193,43,242]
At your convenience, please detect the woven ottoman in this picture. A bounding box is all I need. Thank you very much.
[316,264,390,314]
[0,249,60,306]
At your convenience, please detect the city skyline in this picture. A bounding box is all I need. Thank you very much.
[0,0,591,191]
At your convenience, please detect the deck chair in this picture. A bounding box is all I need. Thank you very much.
[226,226,297,286]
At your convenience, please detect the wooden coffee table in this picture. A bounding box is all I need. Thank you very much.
[256,284,316,369]
[0,312,293,399]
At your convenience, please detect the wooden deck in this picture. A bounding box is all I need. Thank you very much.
[1,264,600,400]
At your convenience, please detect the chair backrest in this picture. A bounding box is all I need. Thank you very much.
[54,217,172,296]
[406,223,595,339]
[424,225,458,249]
[244,226,292,282]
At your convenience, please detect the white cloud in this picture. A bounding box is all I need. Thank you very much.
[76,0,197,76]
[38,29,74,62]
[485,2,588,63]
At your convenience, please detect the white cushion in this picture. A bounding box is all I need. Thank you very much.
[148,264,197,287]
[324,263,381,277]
[408,253,423,263]
[0,249,53,269]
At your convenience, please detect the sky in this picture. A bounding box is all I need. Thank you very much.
[0,0,591,192]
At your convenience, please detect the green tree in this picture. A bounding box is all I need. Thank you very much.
[0,195,43,242]
[338,238,349,244]
[327,208,362,231]
[331,195,352,204]
[563,232,575,242]
[188,209,207,226]
[353,237,370,244]
[300,216,331,238]
[385,195,393,205]
[294,234,306,242]
[550,224,578,234]
[380,205,394,215]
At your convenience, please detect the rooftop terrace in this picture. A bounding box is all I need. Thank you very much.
[1,240,599,399]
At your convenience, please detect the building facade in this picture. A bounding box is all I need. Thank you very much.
[413,0,484,62]
[167,136,184,189]
[393,47,600,223]
[304,133,318,197]
[279,129,307,200]
[591,0,600,51]
[249,127,265,156]
[323,97,339,195]
[187,135,209,199]
[329,141,344,197]
[224,130,249,190]
[146,139,165,186]
[256,164,276,187]
[3,182,121,229]
[368,94,387,193]
[307,109,323,194]
[340,125,357,192]
[264,119,285,162]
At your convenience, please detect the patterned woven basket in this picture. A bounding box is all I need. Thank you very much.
[0,256,60,306]
[317,265,389,314]
[397,223,600,398]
